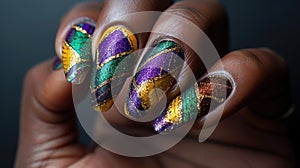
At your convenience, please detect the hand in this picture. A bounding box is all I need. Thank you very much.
[15,1,295,167]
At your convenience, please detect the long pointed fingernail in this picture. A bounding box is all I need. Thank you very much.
[153,74,233,133]
[91,25,138,112]
[53,56,63,70]
[62,18,95,84]
[125,40,184,119]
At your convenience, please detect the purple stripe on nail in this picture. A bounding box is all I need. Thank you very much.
[125,40,184,119]
[141,53,174,69]
[128,86,144,110]
[135,67,165,86]
[135,51,182,85]
[65,29,76,44]
[153,110,172,133]
[79,23,95,35]
[98,30,132,64]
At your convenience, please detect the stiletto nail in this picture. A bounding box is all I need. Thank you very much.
[153,74,233,133]
[53,56,63,70]
[125,40,184,119]
[62,18,95,84]
[91,25,138,112]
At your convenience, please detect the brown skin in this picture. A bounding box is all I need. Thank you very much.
[15,0,295,167]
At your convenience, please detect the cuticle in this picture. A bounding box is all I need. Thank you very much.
[96,23,139,49]
[201,71,235,88]
[71,17,96,27]
[151,36,186,52]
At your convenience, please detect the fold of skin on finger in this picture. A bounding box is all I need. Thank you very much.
[91,0,173,112]
[15,59,85,167]
[55,2,102,84]
[69,147,162,168]
[160,128,295,168]
[125,0,229,119]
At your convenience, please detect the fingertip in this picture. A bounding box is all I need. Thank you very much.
[55,2,103,59]
[39,59,73,112]
[26,58,73,112]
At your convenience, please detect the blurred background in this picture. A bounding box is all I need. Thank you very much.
[0,0,299,166]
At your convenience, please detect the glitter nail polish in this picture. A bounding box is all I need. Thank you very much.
[153,74,233,133]
[62,18,95,84]
[125,40,184,119]
[91,25,138,112]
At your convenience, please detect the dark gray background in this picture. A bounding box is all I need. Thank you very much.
[0,0,299,167]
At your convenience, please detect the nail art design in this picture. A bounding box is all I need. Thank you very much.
[62,18,95,84]
[53,56,63,70]
[91,26,138,112]
[125,40,184,119]
[153,74,233,133]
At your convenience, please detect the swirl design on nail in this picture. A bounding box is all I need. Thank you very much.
[91,26,138,112]
[62,21,95,83]
[125,40,184,119]
[153,75,233,133]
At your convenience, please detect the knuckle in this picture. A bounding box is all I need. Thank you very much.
[228,48,288,76]
[166,2,207,28]
[239,48,286,64]
[166,1,227,30]
[259,47,288,69]
[226,49,266,79]
[229,49,265,70]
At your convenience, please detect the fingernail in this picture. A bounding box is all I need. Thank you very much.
[53,56,63,70]
[125,40,184,119]
[153,74,233,133]
[91,25,138,112]
[62,18,95,84]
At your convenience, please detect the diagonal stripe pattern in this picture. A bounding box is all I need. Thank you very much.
[91,26,138,112]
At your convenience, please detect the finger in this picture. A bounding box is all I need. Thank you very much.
[15,58,85,167]
[91,0,173,112]
[125,0,229,119]
[153,48,290,134]
[16,3,104,166]
[55,2,103,84]
[70,148,162,168]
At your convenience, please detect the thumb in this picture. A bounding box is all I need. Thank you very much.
[15,58,85,167]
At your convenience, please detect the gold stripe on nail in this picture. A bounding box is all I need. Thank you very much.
[62,41,89,73]
[98,26,138,50]
[97,50,134,70]
[132,73,176,110]
[91,72,130,93]
[164,96,183,124]
[137,46,182,71]
[194,83,201,114]
[71,25,92,38]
